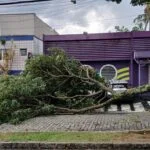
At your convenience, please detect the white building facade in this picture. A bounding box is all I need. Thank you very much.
[0,13,57,74]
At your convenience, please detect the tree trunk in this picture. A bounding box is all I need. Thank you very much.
[52,85,150,114]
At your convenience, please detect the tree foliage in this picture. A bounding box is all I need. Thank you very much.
[0,48,107,124]
[115,4,150,32]
[133,4,150,31]
[106,0,150,6]
[0,75,50,124]
[115,23,145,32]
[24,48,107,108]
[115,26,130,32]
[0,48,150,124]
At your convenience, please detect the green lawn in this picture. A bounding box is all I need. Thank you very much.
[0,132,122,142]
[0,131,150,143]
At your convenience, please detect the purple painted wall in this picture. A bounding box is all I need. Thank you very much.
[44,39,131,61]
[82,60,131,84]
[132,61,139,87]
[140,65,148,85]
[81,60,129,71]
[43,31,150,87]
[133,38,150,51]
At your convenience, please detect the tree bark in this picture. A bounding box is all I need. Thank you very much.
[52,84,150,114]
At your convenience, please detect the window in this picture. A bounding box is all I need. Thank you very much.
[20,48,27,56]
[100,64,117,81]
[113,85,125,88]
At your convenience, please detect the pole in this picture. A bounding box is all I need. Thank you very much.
[139,64,141,87]
[138,63,142,102]
[149,20,150,31]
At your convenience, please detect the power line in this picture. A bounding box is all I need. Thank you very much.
[0,0,143,30]
[0,0,90,8]
[0,0,99,18]
[0,13,139,24]
[0,0,93,17]
[0,0,53,5]
[0,0,142,21]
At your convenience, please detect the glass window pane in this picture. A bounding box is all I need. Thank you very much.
[100,65,117,81]
[20,49,27,56]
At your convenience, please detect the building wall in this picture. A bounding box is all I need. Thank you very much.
[0,13,58,40]
[133,38,150,51]
[11,40,33,71]
[44,39,131,61]
[0,14,34,36]
[82,60,131,84]
[132,61,139,87]
[140,64,148,85]
[34,15,57,40]
[0,13,57,73]
[33,37,43,55]
[82,61,130,72]
[0,35,42,72]
[132,38,150,86]
[148,65,150,84]
[43,32,150,87]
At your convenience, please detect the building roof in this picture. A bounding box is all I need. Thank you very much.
[0,13,36,16]
[44,31,150,41]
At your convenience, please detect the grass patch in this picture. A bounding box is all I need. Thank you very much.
[0,132,121,142]
[0,131,150,142]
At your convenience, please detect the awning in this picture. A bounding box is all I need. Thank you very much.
[134,51,150,59]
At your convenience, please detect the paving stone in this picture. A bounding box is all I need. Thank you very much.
[0,112,150,132]
[108,105,118,112]
[121,104,131,112]
[134,103,145,112]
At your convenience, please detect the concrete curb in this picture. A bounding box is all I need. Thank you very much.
[0,142,150,150]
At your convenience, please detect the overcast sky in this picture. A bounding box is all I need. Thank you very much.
[0,0,144,34]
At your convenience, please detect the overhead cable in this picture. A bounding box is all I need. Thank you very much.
[0,0,52,5]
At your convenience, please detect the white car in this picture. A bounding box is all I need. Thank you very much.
[108,80,128,96]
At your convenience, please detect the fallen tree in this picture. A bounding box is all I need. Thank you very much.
[23,48,150,113]
[0,48,149,124]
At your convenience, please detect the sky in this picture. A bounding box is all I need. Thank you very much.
[0,0,144,34]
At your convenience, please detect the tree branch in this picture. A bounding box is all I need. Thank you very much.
[48,90,102,100]
[53,97,115,114]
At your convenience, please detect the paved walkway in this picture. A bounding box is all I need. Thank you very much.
[0,112,150,132]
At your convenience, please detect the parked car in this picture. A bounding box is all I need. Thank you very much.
[108,80,128,97]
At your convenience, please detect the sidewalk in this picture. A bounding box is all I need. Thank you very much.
[0,112,150,132]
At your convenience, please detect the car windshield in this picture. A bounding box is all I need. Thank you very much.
[113,84,126,88]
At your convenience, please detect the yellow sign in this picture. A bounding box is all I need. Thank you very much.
[117,67,130,81]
